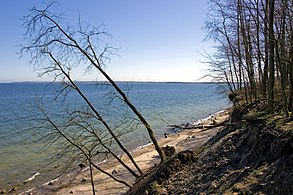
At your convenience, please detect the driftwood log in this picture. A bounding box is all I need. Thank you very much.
[169,119,229,131]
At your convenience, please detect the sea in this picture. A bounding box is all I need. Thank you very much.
[0,82,229,192]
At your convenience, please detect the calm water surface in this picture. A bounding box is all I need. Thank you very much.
[0,82,229,191]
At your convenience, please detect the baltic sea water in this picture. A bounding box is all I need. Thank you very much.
[0,82,229,191]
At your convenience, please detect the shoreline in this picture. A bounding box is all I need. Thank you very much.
[20,108,230,195]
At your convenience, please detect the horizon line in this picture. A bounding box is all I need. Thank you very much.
[0,80,225,84]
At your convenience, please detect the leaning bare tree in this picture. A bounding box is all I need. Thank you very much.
[20,2,166,193]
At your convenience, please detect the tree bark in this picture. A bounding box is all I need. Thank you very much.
[268,0,275,113]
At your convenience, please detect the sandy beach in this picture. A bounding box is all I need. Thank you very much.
[22,109,230,195]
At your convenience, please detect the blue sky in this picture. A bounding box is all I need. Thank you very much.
[0,0,212,82]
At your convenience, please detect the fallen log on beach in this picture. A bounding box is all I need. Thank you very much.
[183,119,228,130]
[169,119,228,131]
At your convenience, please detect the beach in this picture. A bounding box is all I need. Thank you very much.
[22,109,230,195]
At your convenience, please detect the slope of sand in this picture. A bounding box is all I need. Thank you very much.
[23,109,230,195]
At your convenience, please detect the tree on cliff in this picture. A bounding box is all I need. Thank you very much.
[205,0,293,117]
[20,2,166,194]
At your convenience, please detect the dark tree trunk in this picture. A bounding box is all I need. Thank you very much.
[268,0,275,113]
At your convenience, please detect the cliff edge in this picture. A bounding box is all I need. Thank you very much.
[128,103,293,194]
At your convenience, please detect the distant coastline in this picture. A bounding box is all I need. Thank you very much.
[1,81,227,85]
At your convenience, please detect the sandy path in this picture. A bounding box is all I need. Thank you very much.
[24,109,230,195]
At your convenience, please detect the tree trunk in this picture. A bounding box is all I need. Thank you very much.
[262,0,269,99]
[237,0,243,91]
[289,25,293,115]
[268,0,275,113]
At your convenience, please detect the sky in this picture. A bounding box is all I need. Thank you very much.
[0,0,212,83]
